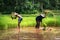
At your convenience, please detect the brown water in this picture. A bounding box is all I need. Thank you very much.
[0,27,60,40]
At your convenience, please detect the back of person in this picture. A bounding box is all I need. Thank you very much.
[11,12,23,33]
[35,10,47,29]
[36,13,45,22]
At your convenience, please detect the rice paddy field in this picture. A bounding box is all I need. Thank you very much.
[0,13,60,30]
[0,10,60,40]
[0,27,60,40]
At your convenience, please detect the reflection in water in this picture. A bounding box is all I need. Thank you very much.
[0,27,59,40]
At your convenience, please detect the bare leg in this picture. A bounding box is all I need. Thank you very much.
[17,22,20,33]
[35,21,40,33]
[35,21,40,29]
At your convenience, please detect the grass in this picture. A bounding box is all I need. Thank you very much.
[0,12,60,30]
[21,17,36,27]
[0,14,36,30]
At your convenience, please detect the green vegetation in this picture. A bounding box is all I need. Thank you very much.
[0,11,60,30]
[0,0,60,13]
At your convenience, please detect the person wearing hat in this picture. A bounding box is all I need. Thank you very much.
[11,12,23,32]
[35,11,47,29]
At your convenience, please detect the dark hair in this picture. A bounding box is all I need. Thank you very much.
[15,10,20,13]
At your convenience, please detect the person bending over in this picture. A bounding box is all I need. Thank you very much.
[11,12,23,32]
[35,11,47,29]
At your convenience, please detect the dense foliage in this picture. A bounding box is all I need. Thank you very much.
[0,0,60,14]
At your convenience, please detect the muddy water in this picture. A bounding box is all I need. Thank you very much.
[0,27,60,40]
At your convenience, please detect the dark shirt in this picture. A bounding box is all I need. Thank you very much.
[36,15,45,22]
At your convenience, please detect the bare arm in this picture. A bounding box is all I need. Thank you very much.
[11,12,17,20]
